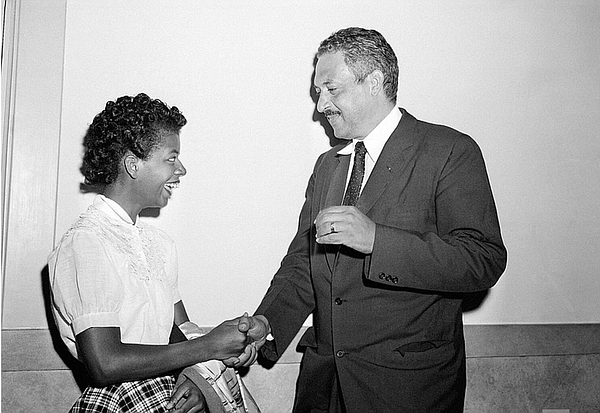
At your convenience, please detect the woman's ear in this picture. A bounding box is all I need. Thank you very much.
[124,154,140,179]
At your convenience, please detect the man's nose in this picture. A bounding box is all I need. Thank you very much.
[316,93,329,113]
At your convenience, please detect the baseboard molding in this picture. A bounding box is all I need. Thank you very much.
[3,324,600,372]
[464,323,600,357]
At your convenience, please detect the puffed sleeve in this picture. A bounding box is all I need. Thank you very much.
[50,229,124,337]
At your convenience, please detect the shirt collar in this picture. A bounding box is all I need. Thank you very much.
[337,107,402,160]
[94,194,136,225]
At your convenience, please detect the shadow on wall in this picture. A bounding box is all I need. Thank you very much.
[41,265,89,391]
[309,54,344,149]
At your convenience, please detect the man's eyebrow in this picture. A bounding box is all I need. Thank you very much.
[315,80,333,88]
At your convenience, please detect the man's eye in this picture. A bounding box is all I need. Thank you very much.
[328,88,337,93]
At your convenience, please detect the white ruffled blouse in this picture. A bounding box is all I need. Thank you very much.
[49,195,181,360]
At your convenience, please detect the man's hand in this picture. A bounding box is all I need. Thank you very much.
[226,313,270,368]
[238,313,270,347]
[167,376,206,413]
[314,206,376,254]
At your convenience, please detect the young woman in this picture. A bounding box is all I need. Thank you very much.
[49,93,261,412]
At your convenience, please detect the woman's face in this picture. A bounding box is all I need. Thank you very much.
[134,132,187,210]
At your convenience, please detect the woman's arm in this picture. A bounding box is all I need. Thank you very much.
[76,316,247,387]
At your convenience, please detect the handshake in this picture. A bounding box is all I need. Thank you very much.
[203,313,271,369]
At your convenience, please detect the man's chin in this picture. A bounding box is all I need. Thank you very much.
[334,133,352,141]
[331,128,349,140]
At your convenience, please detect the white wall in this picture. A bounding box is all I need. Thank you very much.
[2,0,66,329]
[4,0,600,328]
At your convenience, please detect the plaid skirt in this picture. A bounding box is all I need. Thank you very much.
[70,375,175,413]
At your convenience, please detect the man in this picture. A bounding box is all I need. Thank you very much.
[253,27,507,412]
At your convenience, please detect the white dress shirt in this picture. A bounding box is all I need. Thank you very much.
[337,107,402,193]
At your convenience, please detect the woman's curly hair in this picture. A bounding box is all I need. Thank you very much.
[81,93,187,187]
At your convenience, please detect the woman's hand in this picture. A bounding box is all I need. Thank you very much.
[167,377,206,413]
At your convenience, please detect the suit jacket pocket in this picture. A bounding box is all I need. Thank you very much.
[393,340,454,370]
[298,326,317,349]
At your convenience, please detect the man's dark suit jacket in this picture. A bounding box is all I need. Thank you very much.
[256,109,507,412]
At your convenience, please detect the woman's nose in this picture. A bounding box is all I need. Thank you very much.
[176,160,187,176]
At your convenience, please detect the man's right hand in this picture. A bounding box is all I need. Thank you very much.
[238,313,270,347]
[223,313,271,368]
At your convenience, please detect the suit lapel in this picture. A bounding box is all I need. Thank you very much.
[323,153,350,208]
[356,109,420,215]
[320,150,350,274]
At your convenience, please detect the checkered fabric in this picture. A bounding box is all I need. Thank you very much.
[70,375,175,413]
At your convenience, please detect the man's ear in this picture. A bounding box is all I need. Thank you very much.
[369,70,385,96]
[124,154,140,179]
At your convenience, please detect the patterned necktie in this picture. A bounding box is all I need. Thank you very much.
[342,141,367,206]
